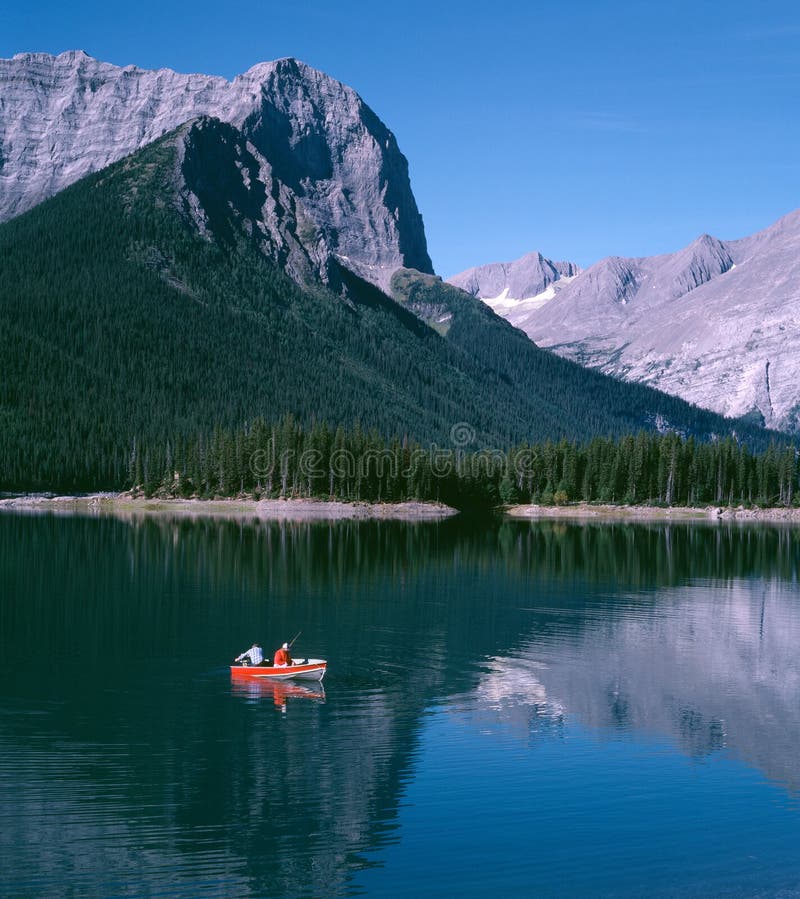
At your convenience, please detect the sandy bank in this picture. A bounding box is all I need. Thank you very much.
[0,494,458,521]
[506,503,800,523]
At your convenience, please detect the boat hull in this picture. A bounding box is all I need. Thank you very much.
[230,659,326,682]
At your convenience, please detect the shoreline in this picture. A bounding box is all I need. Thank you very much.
[506,503,800,523]
[0,494,458,521]
[2,494,799,524]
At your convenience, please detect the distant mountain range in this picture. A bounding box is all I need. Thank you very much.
[449,211,800,433]
[0,51,786,489]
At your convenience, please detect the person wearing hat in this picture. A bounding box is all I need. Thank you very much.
[235,643,264,666]
[273,642,293,667]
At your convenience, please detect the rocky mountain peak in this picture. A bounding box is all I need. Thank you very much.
[0,51,432,291]
[448,249,581,303]
[657,233,734,301]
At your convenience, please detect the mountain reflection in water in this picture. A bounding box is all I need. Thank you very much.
[0,513,798,897]
[468,576,800,791]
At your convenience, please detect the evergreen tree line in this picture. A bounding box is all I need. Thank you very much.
[132,417,799,510]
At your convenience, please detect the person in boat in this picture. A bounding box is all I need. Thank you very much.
[235,643,264,667]
[273,642,293,667]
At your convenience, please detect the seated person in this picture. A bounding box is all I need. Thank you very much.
[235,643,264,666]
[273,642,293,667]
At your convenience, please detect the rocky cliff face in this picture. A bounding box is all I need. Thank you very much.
[174,117,338,287]
[0,50,432,291]
[450,212,800,432]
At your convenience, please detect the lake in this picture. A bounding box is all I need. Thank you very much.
[1,513,799,898]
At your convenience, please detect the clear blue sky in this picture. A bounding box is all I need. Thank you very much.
[3,0,799,275]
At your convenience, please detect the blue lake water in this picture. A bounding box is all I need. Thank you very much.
[1,513,799,897]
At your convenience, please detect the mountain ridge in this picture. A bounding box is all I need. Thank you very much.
[449,251,580,309]
[449,209,800,432]
[0,49,432,291]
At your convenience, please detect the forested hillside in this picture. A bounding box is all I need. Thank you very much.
[390,269,771,443]
[0,121,780,492]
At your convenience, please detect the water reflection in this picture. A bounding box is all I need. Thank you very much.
[230,677,327,708]
[454,575,800,796]
[1,513,799,897]
[455,656,567,744]
[526,578,800,790]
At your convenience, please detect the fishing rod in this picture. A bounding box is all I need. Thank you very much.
[288,630,302,648]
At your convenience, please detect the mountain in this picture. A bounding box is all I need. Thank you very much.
[448,251,580,316]
[450,212,800,432]
[0,50,432,292]
[0,119,773,491]
[387,269,777,442]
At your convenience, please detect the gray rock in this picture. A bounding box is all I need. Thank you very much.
[454,212,800,432]
[174,117,335,287]
[0,50,432,291]
[449,251,579,303]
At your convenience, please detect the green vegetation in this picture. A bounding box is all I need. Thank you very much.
[389,269,778,448]
[133,416,798,512]
[0,123,785,493]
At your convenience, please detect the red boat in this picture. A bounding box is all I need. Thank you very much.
[230,657,327,682]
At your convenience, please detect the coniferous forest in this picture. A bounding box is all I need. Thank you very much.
[0,123,792,500]
[130,416,798,512]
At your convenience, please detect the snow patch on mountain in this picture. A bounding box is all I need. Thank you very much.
[449,251,580,304]
[482,275,578,317]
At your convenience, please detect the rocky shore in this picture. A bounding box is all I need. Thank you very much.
[0,494,458,521]
[4,495,799,524]
[506,503,800,522]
